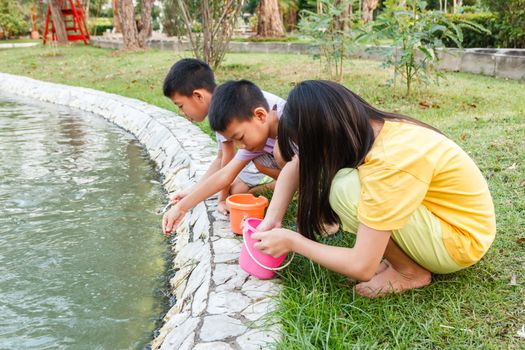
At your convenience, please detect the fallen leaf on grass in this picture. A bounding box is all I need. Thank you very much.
[460,132,469,141]
[419,100,431,109]
[507,163,518,170]
[517,237,525,245]
[509,274,517,286]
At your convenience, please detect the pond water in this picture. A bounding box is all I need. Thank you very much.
[0,94,168,349]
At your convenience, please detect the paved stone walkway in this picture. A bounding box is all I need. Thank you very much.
[0,73,282,349]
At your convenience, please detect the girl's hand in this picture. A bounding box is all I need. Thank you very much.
[162,204,187,236]
[256,217,282,232]
[251,228,299,258]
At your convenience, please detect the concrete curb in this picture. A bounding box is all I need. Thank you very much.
[90,36,525,80]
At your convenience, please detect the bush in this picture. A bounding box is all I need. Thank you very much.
[445,13,497,48]
[482,0,525,48]
[88,17,113,36]
[447,10,525,48]
[0,0,29,38]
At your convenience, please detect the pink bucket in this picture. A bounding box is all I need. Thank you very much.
[240,218,293,280]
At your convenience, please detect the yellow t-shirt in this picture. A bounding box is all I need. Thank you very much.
[357,120,496,266]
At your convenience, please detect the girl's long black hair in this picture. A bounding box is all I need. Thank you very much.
[278,80,443,240]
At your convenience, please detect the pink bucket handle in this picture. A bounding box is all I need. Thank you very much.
[242,225,295,272]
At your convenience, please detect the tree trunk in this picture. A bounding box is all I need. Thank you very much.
[137,0,154,43]
[362,0,378,24]
[287,7,297,32]
[112,0,121,33]
[256,0,284,37]
[120,0,140,49]
[83,0,90,24]
[120,0,154,50]
[49,0,68,44]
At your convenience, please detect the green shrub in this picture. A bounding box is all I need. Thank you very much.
[482,0,525,48]
[445,13,497,48]
[0,0,29,38]
[88,18,113,36]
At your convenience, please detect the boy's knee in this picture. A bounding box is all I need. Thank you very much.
[230,178,249,194]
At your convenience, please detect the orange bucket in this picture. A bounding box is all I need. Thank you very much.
[226,194,268,234]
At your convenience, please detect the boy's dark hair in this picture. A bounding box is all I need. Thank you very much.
[163,58,216,98]
[208,80,269,132]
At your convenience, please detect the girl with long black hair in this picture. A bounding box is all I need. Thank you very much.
[252,80,496,298]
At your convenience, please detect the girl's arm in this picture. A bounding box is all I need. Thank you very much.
[257,155,299,231]
[252,224,391,281]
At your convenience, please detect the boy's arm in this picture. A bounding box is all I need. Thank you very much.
[171,151,222,203]
[201,150,223,180]
[257,155,299,231]
[254,163,280,180]
[218,141,236,203]
[163,157,250,235]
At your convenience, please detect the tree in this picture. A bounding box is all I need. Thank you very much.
[364,0,488,95]
[299,0,356,81]
[112,0,121,33]
[362,0,378,23]
[83,0,90,23]
[49,0,68,44]
[119,0,154,50]
[256,0,285,37]
[177,0,244,69]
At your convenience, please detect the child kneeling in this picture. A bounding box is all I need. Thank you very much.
[253,80,496,298]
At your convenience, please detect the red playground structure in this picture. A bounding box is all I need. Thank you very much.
[43,0,90,45]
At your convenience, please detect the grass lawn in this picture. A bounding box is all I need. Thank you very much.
[1,43,523,349]
[0,38,40,44]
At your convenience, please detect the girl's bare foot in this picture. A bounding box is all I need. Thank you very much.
[355,264,431,298]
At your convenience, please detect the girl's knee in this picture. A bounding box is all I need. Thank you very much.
[329,168,360,233]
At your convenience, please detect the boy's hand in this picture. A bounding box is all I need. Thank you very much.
[170,188,191,204]
[217,200,229,215]
[162,204,187,236]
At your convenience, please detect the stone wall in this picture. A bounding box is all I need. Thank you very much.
[90,36,525,80]
[0,73,281,349]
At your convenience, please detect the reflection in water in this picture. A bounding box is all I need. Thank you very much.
[0,94,168,349]
[58,116,87,153]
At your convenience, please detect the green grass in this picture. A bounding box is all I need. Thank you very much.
[0,44,523,349]
[0,38,40,44]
